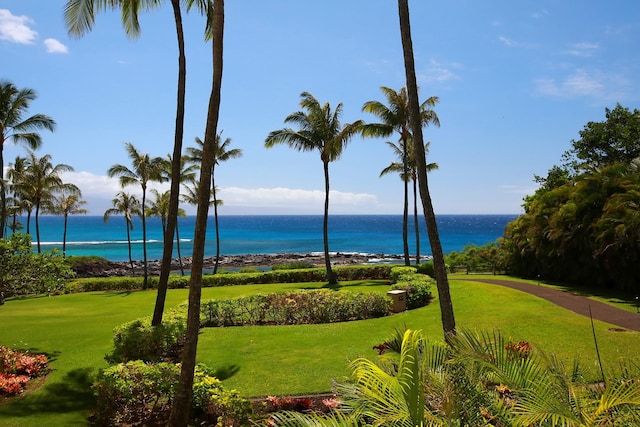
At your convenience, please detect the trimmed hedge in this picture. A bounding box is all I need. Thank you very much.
[389,266,434,309]
[65,264,393,293]
[197,289,390,327]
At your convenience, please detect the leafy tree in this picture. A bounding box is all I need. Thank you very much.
[185,133,242,274]
[397,0,455,336]
[104,191,141,275]
[108,142,165,289]
[50,186,87,258]
[564,103,640,170]
[0,81,56,237]
[171,1,223,424]
[362,86,439,266]
[0,233,72,299]
[265,91,364,285]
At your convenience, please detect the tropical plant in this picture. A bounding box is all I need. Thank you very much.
[50,186,87,258]
[5,155,29,234]
[362,86,440,266]
[397,0,455,336]
[0,81,56,238]
[185,132,242,274]
[171,1,223,424]
[21,151,74,253]
[147,188,187,274]
[265,91,364,285]
[107,142,165,289]
[104,191,141,275]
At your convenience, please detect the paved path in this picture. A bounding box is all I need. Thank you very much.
[461,278,640,332]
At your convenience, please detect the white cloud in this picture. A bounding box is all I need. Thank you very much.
[419,59,458,83]
[219,187,378,210]
[563,42,599,57]
[44,38,68,54]
[0,9,38,44]
[535,69,606,98]
[498,36,519,47]
[57,172,384,214]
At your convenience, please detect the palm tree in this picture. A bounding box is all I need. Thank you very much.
[185,133,242,274]
[104,191,141,275]
[151,154,196,321]
[171,1,223,423]
[23,151,73,253]
[50,186,87,258]
[362,86,439,266]
[147,188,187,275]
[265,91,364,285]
[0,80,56,237]
[107,142,164,289]
[65,0,207,320]
[410,141,438,264]
[6,155,29,235]
[397,0,456,336]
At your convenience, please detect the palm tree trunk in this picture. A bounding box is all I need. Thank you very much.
[402,146,410,265]
[213,192,221,274]
[170,1,223,424]
[413,177,420,264]
[126,221,134,275]
[153,0,187,325]
[62,213,68,258]
[176,220,185,276]
[323,160,337,285]
[141,191,148,289]
[35,202,41,254]
[398,0,456,337]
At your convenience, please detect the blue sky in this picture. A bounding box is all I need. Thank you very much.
[2,1,639,215]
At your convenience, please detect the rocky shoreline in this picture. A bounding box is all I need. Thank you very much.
[74,253,408,277]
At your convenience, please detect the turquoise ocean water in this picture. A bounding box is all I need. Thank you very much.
[16,214,518,262]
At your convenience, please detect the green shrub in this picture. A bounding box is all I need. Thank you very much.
[105,310,187,364]
[271,261,317,270]
[92,361,252,426]
[0,233,73,298]
[238,267,261,274]
[390,266,417,282]
[389,266,434,309]
[415,260,435,278]
[196,289,390,327]
[63,264,393,294]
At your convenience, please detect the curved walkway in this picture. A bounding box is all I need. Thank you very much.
[461,278,640,332]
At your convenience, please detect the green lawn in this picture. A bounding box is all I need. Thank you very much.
[0,277,638,426]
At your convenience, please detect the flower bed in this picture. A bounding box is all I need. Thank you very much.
[0,346,50,397]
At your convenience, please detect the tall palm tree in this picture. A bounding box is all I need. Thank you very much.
[185,133,242,274]
[265,91,364,285]
[410,140,438,264]
[50,186,87,258]
[104,191,141,275]
[65,0,207,319]
[0,80,56,237]
[171,1,223,423]
[397,0,456,337]
[23,151,73,253]
[362,86,439,266]
[107,142,164,289]
[6,155,29,235]
[147,188,187,275]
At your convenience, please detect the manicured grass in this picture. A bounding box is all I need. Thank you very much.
[0,277,638,426]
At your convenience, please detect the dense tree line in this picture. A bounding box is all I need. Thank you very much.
[502,104,640,293]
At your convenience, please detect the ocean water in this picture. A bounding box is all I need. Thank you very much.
[15,214,518,262]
